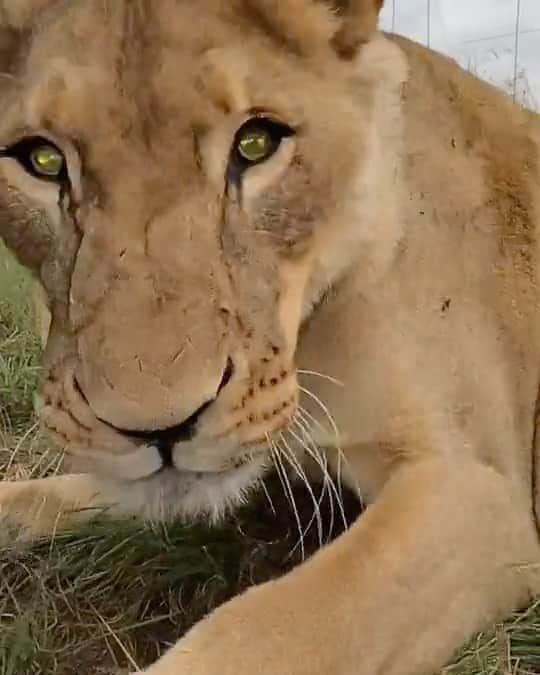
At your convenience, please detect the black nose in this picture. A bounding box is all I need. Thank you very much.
[115,358,234,461]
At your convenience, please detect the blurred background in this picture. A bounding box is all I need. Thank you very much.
[379,0,540,109]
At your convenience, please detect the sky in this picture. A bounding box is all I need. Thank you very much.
[378,0,540,108]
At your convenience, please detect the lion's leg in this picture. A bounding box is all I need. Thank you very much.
[140,457,540,675]
[0,473,128,544]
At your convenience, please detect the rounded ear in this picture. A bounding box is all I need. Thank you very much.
[242,0,384,60]
[243,0,339,56]
[330,0,385,59]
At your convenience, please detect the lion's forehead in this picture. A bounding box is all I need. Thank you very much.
[12,2,304,172]
[23,46,220,147]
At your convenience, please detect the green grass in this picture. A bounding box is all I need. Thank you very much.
[1,241,540,674]
[0,243,41,433]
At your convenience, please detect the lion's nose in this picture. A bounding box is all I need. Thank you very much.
[122,399,211,467]
[112,357,234,456]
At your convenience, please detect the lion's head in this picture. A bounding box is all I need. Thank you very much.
[0,0,403,517]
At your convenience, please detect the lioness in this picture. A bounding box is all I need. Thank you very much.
[1,1,540,673]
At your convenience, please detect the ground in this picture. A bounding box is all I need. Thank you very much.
[1,240,539,675]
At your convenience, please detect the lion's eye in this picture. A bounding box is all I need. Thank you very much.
[237,129,274,163]
[231,117,295,172]
[30,144,65,177]
[0,137,67,181]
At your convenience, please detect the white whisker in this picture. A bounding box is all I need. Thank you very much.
[279,432,324,549]
[290,415,348,536]
[292,413,333,491]
[297,369,345,387]
[297,401,363,509]
[299,385,342,447]
[260,478,276,516]
[290,412,333,528]
[266,434,306,561]
[296,405,343,505]
[289,418,336,539]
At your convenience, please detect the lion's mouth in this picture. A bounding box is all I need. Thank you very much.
[146,454,256,480]
[96,452,270,523]
[153,444,256,476]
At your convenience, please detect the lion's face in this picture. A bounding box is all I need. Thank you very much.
[0,0,381,516]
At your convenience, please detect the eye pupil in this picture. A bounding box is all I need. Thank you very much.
[238,130,271,162]
[229,117,295,177]
[30,145,64,177]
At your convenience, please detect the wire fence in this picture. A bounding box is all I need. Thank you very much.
[379,0,540,109]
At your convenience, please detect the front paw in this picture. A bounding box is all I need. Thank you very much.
[139,577,317,675]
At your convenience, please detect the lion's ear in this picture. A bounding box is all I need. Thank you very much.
[242,0,384,60]
[329,0,385,58]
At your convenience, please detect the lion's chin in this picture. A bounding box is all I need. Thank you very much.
[141,459,269,522]
[71,452,269,524]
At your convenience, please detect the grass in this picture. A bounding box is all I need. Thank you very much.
[1,240,540,675]
[0,246,41,434]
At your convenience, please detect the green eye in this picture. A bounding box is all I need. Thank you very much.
[0,136,68,181]
[231,117,295,172]
[237,129,273,163]
[30,144,65,177]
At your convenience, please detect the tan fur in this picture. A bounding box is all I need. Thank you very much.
[31,280,50,349]
[1,1,540,674]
